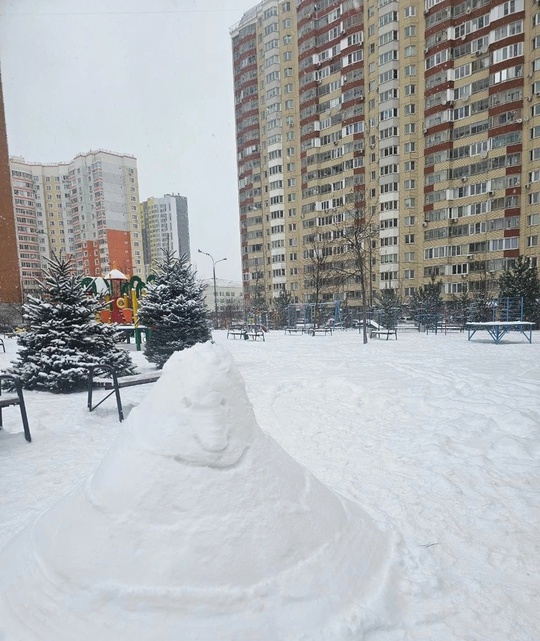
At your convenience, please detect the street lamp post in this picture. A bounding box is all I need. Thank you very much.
[198,249,227,329]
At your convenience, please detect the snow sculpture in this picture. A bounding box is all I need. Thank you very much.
[0,343,390,640]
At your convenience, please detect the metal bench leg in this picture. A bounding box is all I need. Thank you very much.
[14,381,31,443]
[111,371,124,422]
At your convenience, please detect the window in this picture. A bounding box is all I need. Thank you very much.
[404,104,416,115]
[404,6,416,17]
[404,123,416,134]
[404,197,416,208]
[404,251,415,261]
[528,235,538,247]
[404,45,416,57]
[284,83,293,93]
[404,179,416,189]
[404,142,416,153]
[405,234,415,244]
[404,25,416,37]
[404,269,415,279]
[404,84,416,96]
[404,65,416,76]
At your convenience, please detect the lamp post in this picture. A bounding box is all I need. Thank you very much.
[198,249,227,328]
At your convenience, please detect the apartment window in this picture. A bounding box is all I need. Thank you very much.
[404,104,416,115]
[404,84,416,96]
[283,35,292,44]
[404,45,416,57]
[283,51,292,61]
[404,65,416,76]
[404,269,415,279]
[284,67,293,77]
[404,142,416,153]
[528,235,538,247]
[282,2,291,11]
[404,123,416,134]
[284,83,293,93]
[528,213,539,225]
[282,18,291,27]
[285,99,294,109]
[286,147,295,155]
[404,251,415,262]
[405,234,415,244]
[404,197,416,208]
[404,5,416,17]
[404,179,416,189]
[404,25,416,37]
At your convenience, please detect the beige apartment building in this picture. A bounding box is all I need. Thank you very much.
[231,0,540,311]
[10,150,143,297]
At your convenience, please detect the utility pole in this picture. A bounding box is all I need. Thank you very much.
[198,249,227,328]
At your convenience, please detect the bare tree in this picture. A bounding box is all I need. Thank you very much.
[332,201,379,344]
[302,227,338,327]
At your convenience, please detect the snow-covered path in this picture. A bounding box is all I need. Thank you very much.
[0,330,539,640]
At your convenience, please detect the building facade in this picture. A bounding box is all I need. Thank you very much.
[140,193,190,273]
[201,278,244,326]
[231,0,540,311]
[9,150,143,296]
[0,68,22,312]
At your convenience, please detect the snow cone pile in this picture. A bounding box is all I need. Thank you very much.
[0,342,390,640]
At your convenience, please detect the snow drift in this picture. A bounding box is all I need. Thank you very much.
[0,342,390,640]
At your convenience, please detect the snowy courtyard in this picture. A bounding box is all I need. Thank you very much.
[0,329,539,640]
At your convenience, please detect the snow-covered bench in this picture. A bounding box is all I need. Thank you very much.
[86,364,161,422]
[310,327,332,336]
[0,374,31,442]
[370,327,397,340]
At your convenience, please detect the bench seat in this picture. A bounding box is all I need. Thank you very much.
[87,365,161,422]
[370,328,397,340]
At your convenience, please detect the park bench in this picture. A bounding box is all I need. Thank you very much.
[86,364,161,422]
[227,326,265,341]
[284,326,305,335]
[0,374,31,442]
[227,326,248,340]
[310,327,333,336]
[370,327,398,340]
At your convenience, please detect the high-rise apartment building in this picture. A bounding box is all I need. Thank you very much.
[9,150,143,295]
[140,194,190,273]
[231,0,540,311]
[0,68,22,312]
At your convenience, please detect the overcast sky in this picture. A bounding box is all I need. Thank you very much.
[0,0,255,282]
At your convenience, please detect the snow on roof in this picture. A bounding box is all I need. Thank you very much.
[0,342,389,639]
[103,268,127,280]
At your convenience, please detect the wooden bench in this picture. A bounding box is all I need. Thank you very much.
[284,326,305,335]
[227,327,265,341]
[227,327,248,340]
[246,328,265,341]
[0,374,31,442]
[370,328,397,340]
[86,364,161,422]
[310,327,333,336]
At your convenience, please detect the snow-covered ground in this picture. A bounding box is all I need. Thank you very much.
[0,329,539,640]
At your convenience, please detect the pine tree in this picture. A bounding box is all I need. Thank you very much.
[137,250,211,368]
[498,256,540,325]
[410,279,443,329]
[375,288,401,329]
[9,254,136,392]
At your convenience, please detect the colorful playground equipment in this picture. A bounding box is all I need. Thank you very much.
[82,265,155,350]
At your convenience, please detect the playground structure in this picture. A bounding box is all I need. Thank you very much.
[82,267,155,327]
[413,296,525,334]
[286,301,342,329]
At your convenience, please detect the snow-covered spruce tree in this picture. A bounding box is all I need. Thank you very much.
[9,254,136,393]
[498,255,540,326]
[137,250,211,368]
